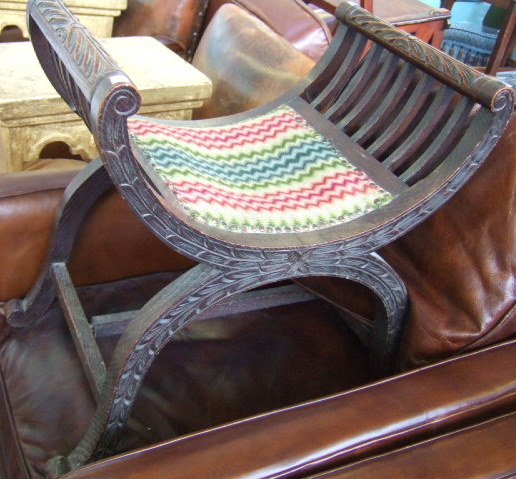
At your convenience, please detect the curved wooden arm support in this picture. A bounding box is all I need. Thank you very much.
[5,159,111,328]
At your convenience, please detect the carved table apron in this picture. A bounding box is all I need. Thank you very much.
[0,0,127,38]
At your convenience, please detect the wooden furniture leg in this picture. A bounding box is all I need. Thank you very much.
[6,159,112,327]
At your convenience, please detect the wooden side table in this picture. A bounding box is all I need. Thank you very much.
[374,0,451,48]
[309,0,451,48]
[0,0,127,38]
[0,36,212,173]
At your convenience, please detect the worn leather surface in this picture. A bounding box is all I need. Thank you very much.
[309,412,516,478]
[0,169,194,302]
[0,275,369,478]
[204,0,331,62]
[191,4,315,119]
[388,114,516,367]
[301,114,516,368]
[113,0,331,62]
[113,0,208,57]
[0,169,79,301]
[54,339,516,479]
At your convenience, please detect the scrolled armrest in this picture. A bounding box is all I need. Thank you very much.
[27,0,140,133]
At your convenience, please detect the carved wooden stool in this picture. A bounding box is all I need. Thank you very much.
[7,0,513,475]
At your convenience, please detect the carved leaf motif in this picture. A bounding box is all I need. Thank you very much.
[341,5,480,91]
[34,0,119,88]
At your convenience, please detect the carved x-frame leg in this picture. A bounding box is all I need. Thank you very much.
[5,159,113,327]
[50,251,407,474]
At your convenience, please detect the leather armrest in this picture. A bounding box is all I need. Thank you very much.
[309,412,516,478]
[63,339,516,478]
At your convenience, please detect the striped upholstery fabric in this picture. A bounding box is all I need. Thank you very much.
[128,106,394,233]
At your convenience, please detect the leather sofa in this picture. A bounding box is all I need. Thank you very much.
[0,1,515,477]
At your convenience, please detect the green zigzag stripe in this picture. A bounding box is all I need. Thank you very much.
[129,105,395,233]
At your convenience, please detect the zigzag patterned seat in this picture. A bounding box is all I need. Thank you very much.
[8,0,513,475]
[127,106,394,234]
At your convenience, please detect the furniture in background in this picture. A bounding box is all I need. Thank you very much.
[0,37,211,172]
[0,0,515,477]
[5,0,512,475]
[0,0,127,38]
[309,0,451,47]
[442,0,515,74]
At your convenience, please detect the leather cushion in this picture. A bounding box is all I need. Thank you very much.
[113,0,208,58]
[191,4,315,119]
[0,170,195,302]
[204,0,332,62]
[300,114,516,368]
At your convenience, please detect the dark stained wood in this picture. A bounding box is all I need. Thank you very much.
[307,26,368,110]
[291,97,409,194]
[366,74,436,158]
[337,50,400,131]
[351,62,416,144]
[382,86,456,172]
[324,42,385,122]
[5,159,112,328]
[92,284,318,337]
[400,97,474,184]
[336,3,508,109]
[18,0,514,474]
[51,262,106,400]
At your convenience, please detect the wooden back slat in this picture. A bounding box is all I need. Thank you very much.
[323,42,384,121]
[337,50,400,131]
[352,62,417,145]
[367,74,436,158]
[382,86,456,172]
[303,24,356,104]
[400,97,474,184]
[336,1,512,111]
[308,27,369,111]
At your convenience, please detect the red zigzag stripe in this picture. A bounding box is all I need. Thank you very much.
[128,114,306,150]
[171,172,378,212]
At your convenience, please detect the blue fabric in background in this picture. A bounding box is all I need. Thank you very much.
[420,0,515,85]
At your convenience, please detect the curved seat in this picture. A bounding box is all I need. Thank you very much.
[7,0,514,475]
[127,106,394,235]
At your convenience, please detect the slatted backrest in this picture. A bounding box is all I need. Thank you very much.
[303,2,514,187]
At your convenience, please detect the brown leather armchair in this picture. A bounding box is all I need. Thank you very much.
[0,1,515,477]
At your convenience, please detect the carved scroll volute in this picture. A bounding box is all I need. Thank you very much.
[336,1,515,111]
[90,74,141,141]
[27,0,141,132]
